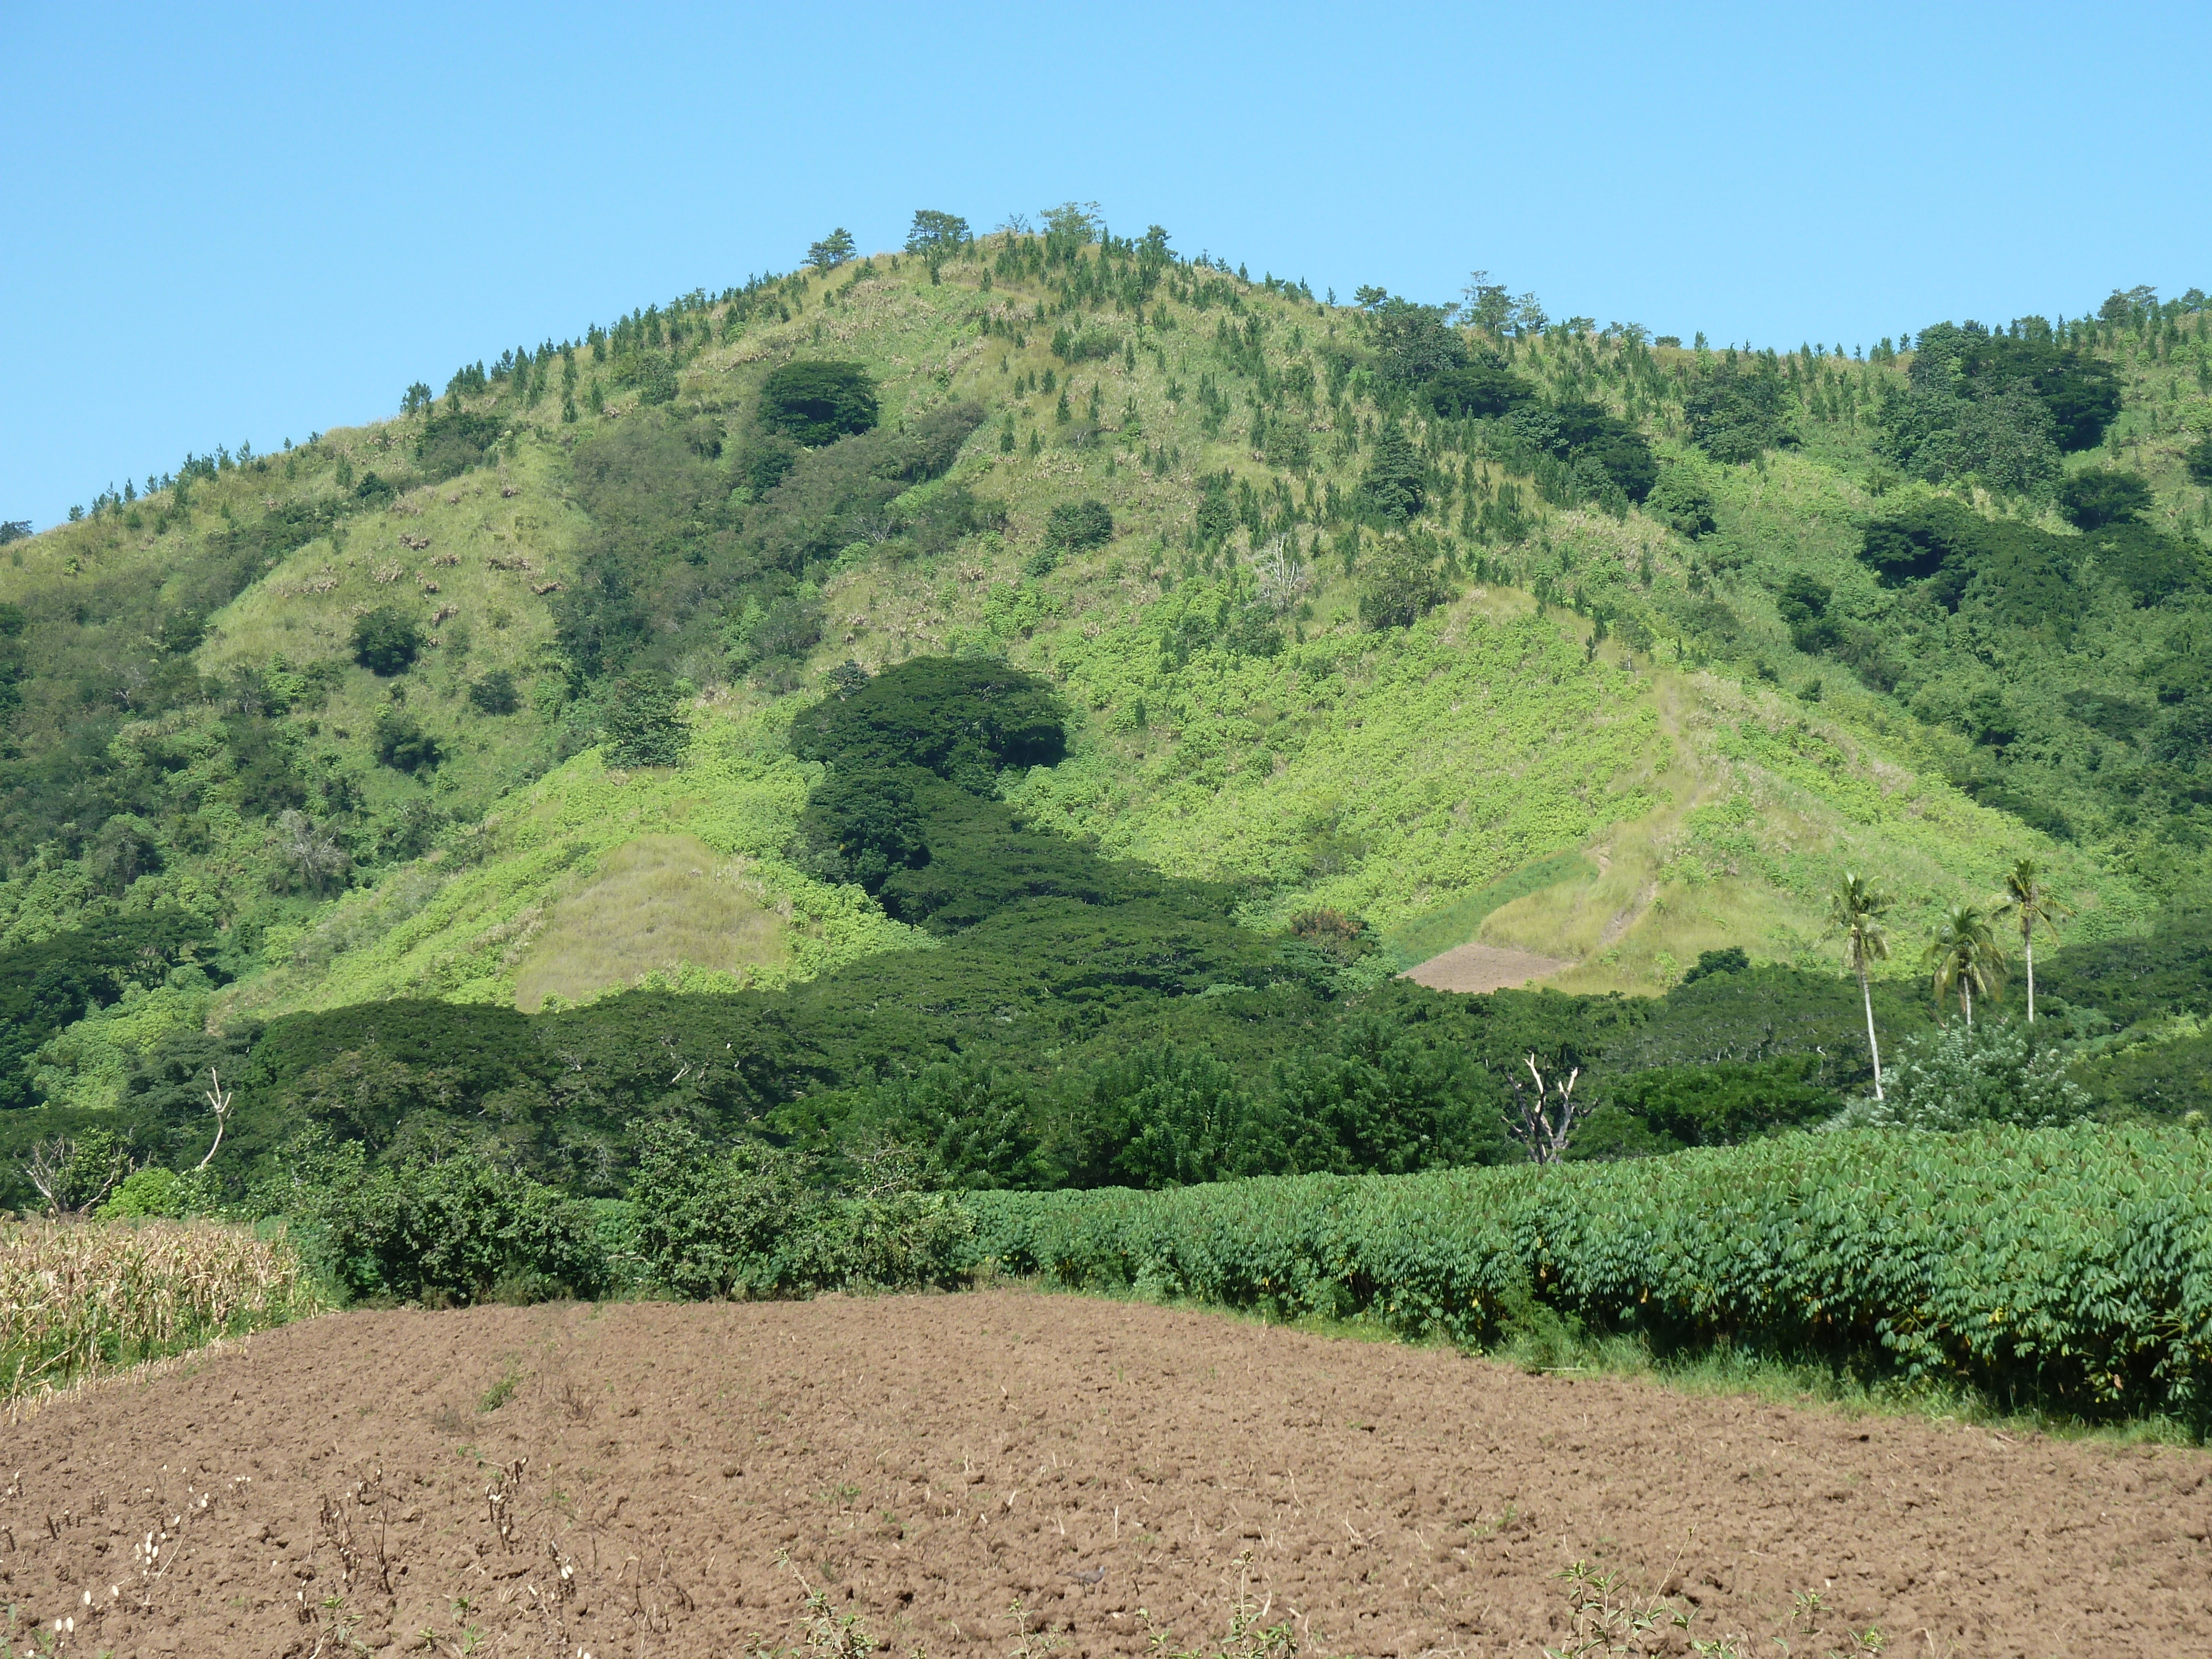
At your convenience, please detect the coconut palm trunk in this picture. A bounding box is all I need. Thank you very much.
[1858,959,1884,1101]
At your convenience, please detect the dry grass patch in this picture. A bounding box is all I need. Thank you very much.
[513,832,789,1010]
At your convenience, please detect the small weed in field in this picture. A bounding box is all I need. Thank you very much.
[1541,1561,1693,1658]
[1138,1598,1296,1659]
[1006,1597,1066,1659]
[477,1365,521,1412]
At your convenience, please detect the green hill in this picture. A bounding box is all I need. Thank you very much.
[4,212,2210,1198]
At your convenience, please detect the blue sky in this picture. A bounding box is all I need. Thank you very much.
[3,0,2206,531]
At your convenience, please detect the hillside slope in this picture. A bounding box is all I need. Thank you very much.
[4,224,2206,1119]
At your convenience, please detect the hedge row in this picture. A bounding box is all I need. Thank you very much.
[964,1125,2212,1424]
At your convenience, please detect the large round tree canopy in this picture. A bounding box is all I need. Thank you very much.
[759,360,880,446]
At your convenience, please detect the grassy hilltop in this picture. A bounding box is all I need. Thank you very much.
[3,210,2211,1193]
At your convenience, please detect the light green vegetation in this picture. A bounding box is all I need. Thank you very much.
[512,832,790,1013]
[213,703,918,1020]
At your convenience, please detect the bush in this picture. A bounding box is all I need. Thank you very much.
[2058,469,2152,530]
[603,671,688,768]
[1358,539,1453,629]
[291,1142,611,1305]
[1646,466,1718,538]
[415,410,503,481]
[1839,1019,2093,1131]
[2187,434,2212,488]
[1684,360,1793,462]
[627,1123,973,1298]
[1045,498,1114,550]
[372,708,442,774]
[634,351,679,406]
[467,667,520,714]
[1049,325,1122,363]
[351,607,423,675]
[1427,364,1533,420]
[759,361,880,446]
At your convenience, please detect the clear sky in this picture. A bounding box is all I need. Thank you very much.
[4,0,2206,531]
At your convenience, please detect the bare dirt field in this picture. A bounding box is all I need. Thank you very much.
[3,1291,2208,1658]
[1400,943,1571,995]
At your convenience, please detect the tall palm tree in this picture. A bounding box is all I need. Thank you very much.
[1926,904,2007,1028]
[1829,873,1893,1100]
[1997,858,2073,1023]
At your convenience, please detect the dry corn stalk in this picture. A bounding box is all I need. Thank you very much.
[1,1219,322,1399]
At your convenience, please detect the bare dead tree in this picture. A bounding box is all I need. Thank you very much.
[20,1136,128,1219]
[1506,1052,1585,1165]
[194,1068,236,1171]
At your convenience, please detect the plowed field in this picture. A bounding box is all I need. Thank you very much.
[4,1292,2206,1657]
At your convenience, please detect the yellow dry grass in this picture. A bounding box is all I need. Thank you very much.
[1,1219,322,1401]
[512,832,790,1011]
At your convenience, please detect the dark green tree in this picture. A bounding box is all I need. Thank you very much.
[372,707,443,774]
[905,210,969,281]
[1045,499,1115,550]
[1684,360,1792,462]
[1362,296,1469,387]
[351,607,424,675]
[759,361,879,446]
[806,228,856,272]
[2187,434,2212,487]
[1427,363,1532,419]
[467,669,520,714]
[1358,538,1452,629]
[604,671,689,768]
[2058,469,2152,530]
[1355,418,1425,521]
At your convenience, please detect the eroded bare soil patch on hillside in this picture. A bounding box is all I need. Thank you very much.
[3,1292,2206,1657]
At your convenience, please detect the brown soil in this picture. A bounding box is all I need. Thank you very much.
[4,1292,2208,1658]
[1400,941,1572,994]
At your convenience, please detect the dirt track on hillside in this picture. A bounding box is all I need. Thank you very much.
[4,1292,2208,1658]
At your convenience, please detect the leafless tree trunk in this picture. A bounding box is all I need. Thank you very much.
[1505,1053,1584,1165]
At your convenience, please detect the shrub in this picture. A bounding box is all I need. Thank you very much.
[352,470,398,506]
[634,351,679,406]
[1049,325,1122,364]
[415,410,504,480]
[603,671,689,767]
[372,707,442,774]
[351,606,423,675]
[291,1145,611,1305]
[1427,363,1533,420]
[2187,434,2212,488]
[1684,360,1793,462]
[627,1123,972,1298]
[1358,539,1453,629]
[1839,1019,2093,1131]
[759,361,880,446]
[2058,469,2152,530]
[1646,465,1718,538]
[467,667,520,714]
[1045,498,1114,550]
